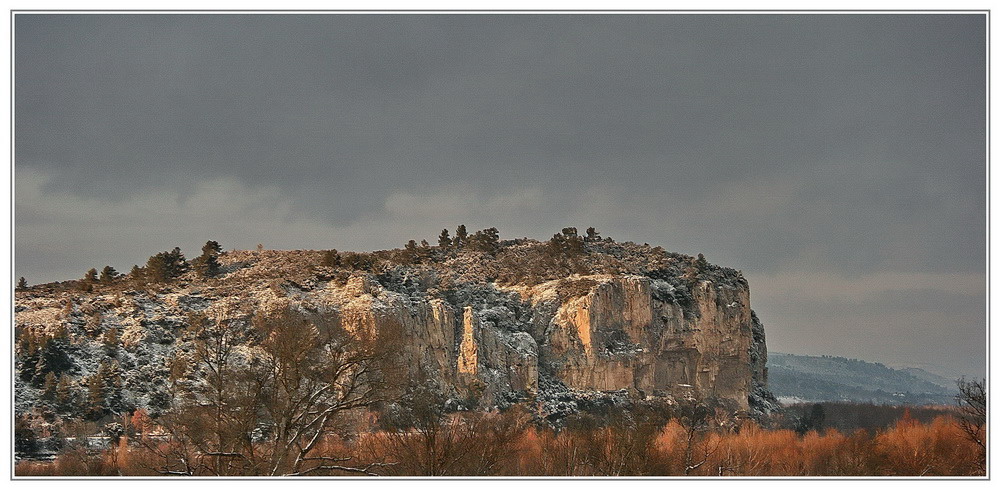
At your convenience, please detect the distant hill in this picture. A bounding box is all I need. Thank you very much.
[897,366,958,390]
[767,352,957,405]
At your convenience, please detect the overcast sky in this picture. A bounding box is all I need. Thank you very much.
[14,14,987,378]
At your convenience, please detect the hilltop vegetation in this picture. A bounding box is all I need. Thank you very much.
[17,226,739,296]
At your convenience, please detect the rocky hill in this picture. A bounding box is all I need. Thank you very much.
[14,229,777,430]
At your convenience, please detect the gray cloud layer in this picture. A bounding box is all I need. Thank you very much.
[14,14,987,377]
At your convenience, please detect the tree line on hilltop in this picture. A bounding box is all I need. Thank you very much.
[15,226,630,292]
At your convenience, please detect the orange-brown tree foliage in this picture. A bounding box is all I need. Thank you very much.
[16,410,984,477]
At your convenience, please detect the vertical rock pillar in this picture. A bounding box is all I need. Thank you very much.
[457,306,478,374]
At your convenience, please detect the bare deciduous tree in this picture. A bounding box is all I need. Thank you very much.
[675,401,723,476]
[143,306,398,476]
[956,377,986,474]
[369,388,526,476]
[252,308,392,476]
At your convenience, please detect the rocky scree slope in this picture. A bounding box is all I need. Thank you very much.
[14,238,777,423]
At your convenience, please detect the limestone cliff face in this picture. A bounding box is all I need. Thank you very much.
[14,240,773,418]
[517,275,756,406]
[295,271,764,411]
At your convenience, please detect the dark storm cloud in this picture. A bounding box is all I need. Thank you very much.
[14,14,987,377]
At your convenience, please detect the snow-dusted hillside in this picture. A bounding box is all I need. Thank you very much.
[767,352,956,405]
[15,233,777,431]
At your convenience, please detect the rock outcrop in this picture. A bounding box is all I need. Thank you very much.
[14,238,775,421]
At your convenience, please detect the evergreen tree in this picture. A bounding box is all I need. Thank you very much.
[810,403,825,429]
[14,415,38,456]
[16,277,27,290]
[129,265,145,285]
[341,252,373,270]
[87,372,106,418]
[55,374,74,410]
[103,360,125,413]
[30,332,63,386]
[169,247,190,276]
[438,229,452,249]
[322,249,341,267]
[548,233,565,256]
[85,312,103,336]
[42,372,58,401]
[548,228,585,257]
[403,240,420,263]
[146,248,189,283]
[145,254,170,283]
[193,240,222,278]
[53,323,69,341]
[31,346,49,387]
[795,403,826,434]
[81,268,98,290]
[202,240,222,256]
[100,265,119,283]
[585,227,601,241]
[87,360,120,418]
[696,253,709,271]
[29,328,72,387]
[455,224,468,248]
[17,333,39,382]
[15,332,32,360]
[192,256,221,278]
[482,227,499,250]
[468,227,500,254]
[102,326,120,355]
